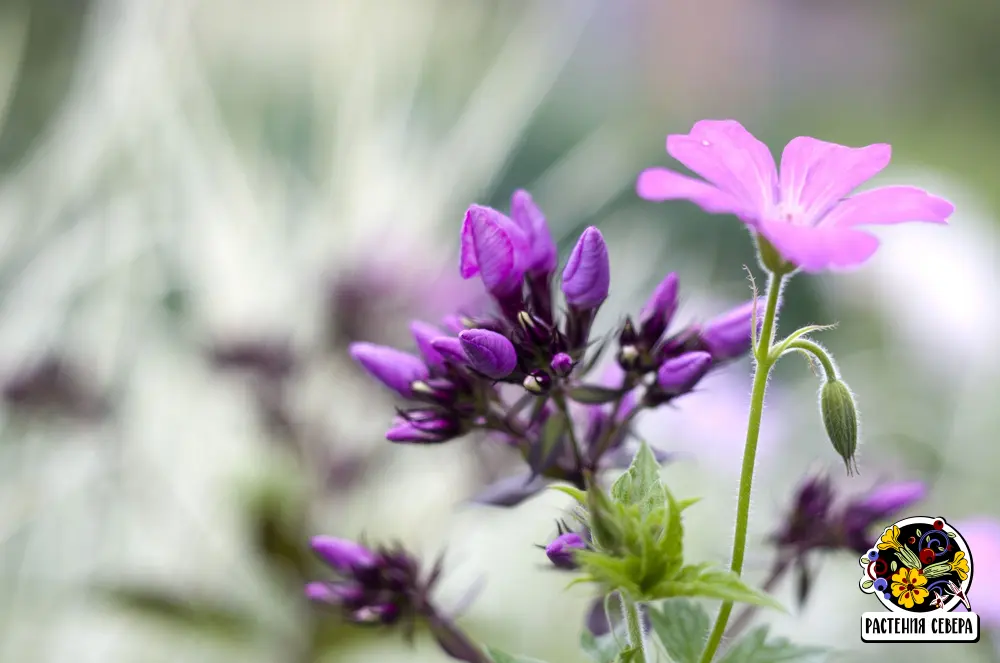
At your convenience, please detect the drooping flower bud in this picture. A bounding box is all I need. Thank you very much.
[510,189,558,275]
[656,351,712,392]
[458,329,518,379]
[819,378,860,475]
[550,352,573,377]
[459,205,529,296]
[545,532,586,569]
[348,342,429,398]
[699,299,764,360]
[310,536,377,572]
[561,227,610,310]
[639,272,679,345]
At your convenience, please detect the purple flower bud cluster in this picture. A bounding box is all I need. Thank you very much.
[347,188,759,503]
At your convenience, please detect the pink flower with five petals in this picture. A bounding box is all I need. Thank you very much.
[637,119,955,272]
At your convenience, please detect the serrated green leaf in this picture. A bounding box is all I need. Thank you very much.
[581,630,619,663]
[586,479,625,552]
[678,497,702,511]
[659,489,685,577]
[96,585,258,640]
[649,569,785,611]
[648,599,710,663]
[718,625,829,663]
[575,551,640,595]
[486,646,549,663]
[568,384,623,404]
[550,484,587,504]
[610,441,666,516]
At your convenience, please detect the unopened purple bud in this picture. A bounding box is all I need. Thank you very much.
[348,342,429,398]
[459,329,518,379]
[386,412,460,443]
[856,481,927,518]
[459,205,529,296]
[656,351,712,392]
[410,321,446,368]
[429,337,468,364]
[551,352,573,377]
[305,582,365,605]
[561,227,610,309]
[546,532,586,569]
[510,189,558,275]
[700,300,764,360]
[639,272,679,344]
[311,536,377,572]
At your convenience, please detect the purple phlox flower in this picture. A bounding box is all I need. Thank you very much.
[697,298,765,361]
[561,227,610,309]
[550,352,574,377]
[545,531,587,570]
[953,518,1000,625]
[656,351,712,392]
[311,536,377,573]
[349,342,429,399]
[460,205,530,298]
[637,119,954,272]
[510,189,558,275]
[459,329,518,379]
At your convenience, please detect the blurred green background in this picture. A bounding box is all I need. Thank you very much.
[1,0,998,661]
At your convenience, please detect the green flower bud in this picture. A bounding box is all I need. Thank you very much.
[820,378,859,475]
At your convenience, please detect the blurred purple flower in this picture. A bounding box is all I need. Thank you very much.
[698,299,764,361]
[637,119,954,271]
[2,356,108,421]
[656,351,712,392]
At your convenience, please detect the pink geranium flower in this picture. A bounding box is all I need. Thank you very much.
[637,120,954,272]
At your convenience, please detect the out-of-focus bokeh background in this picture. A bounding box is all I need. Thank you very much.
[2,0,998,661]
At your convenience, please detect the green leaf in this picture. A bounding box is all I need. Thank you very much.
[610,441,666,516]
[890,560,898,572]
[650,569,785,611]
[486,646,549,663]
[581,630,619,663]
[659,489,685,576]
[96,585,258,641]
[537,411,569,471]
[550,484,587,505]
[648,599,710,663]
[568,385,624,405]
[861,579,874,590]
[718,625,829,663]
[678,497,702,511]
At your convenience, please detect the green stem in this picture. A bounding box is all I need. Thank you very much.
[621,594,648,663]
[699,271,786,663]
[783,338,837,380]
[553,391,585,472]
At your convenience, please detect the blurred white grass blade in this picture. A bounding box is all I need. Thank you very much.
[528,121,639,234]
[418,0,596,225]
[0,5,27,135]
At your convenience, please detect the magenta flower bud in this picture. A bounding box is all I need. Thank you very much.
[458,329,517,379]
[700,299,764,360]
[657,351,712,392]
[305,582,364,605]
[550,352,573,377]
[348,342,429,398]
[429,337,468,364]
[561,227,610,309]
[311,536,377,572]
[639,272,679,344]
[410,321,446,368]
[459,205,529,296]
[546,532,586,569]
[510,189,558,275]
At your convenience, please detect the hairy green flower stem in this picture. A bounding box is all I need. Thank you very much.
[783,338,837,381]
[622,593,649,663]
[699,269,788,663]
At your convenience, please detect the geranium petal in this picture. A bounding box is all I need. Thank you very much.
[758,220,880,272]
[636,167,747,215]
[823,186,954,227]
[779,137,891,224]
[666,120,777,217]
